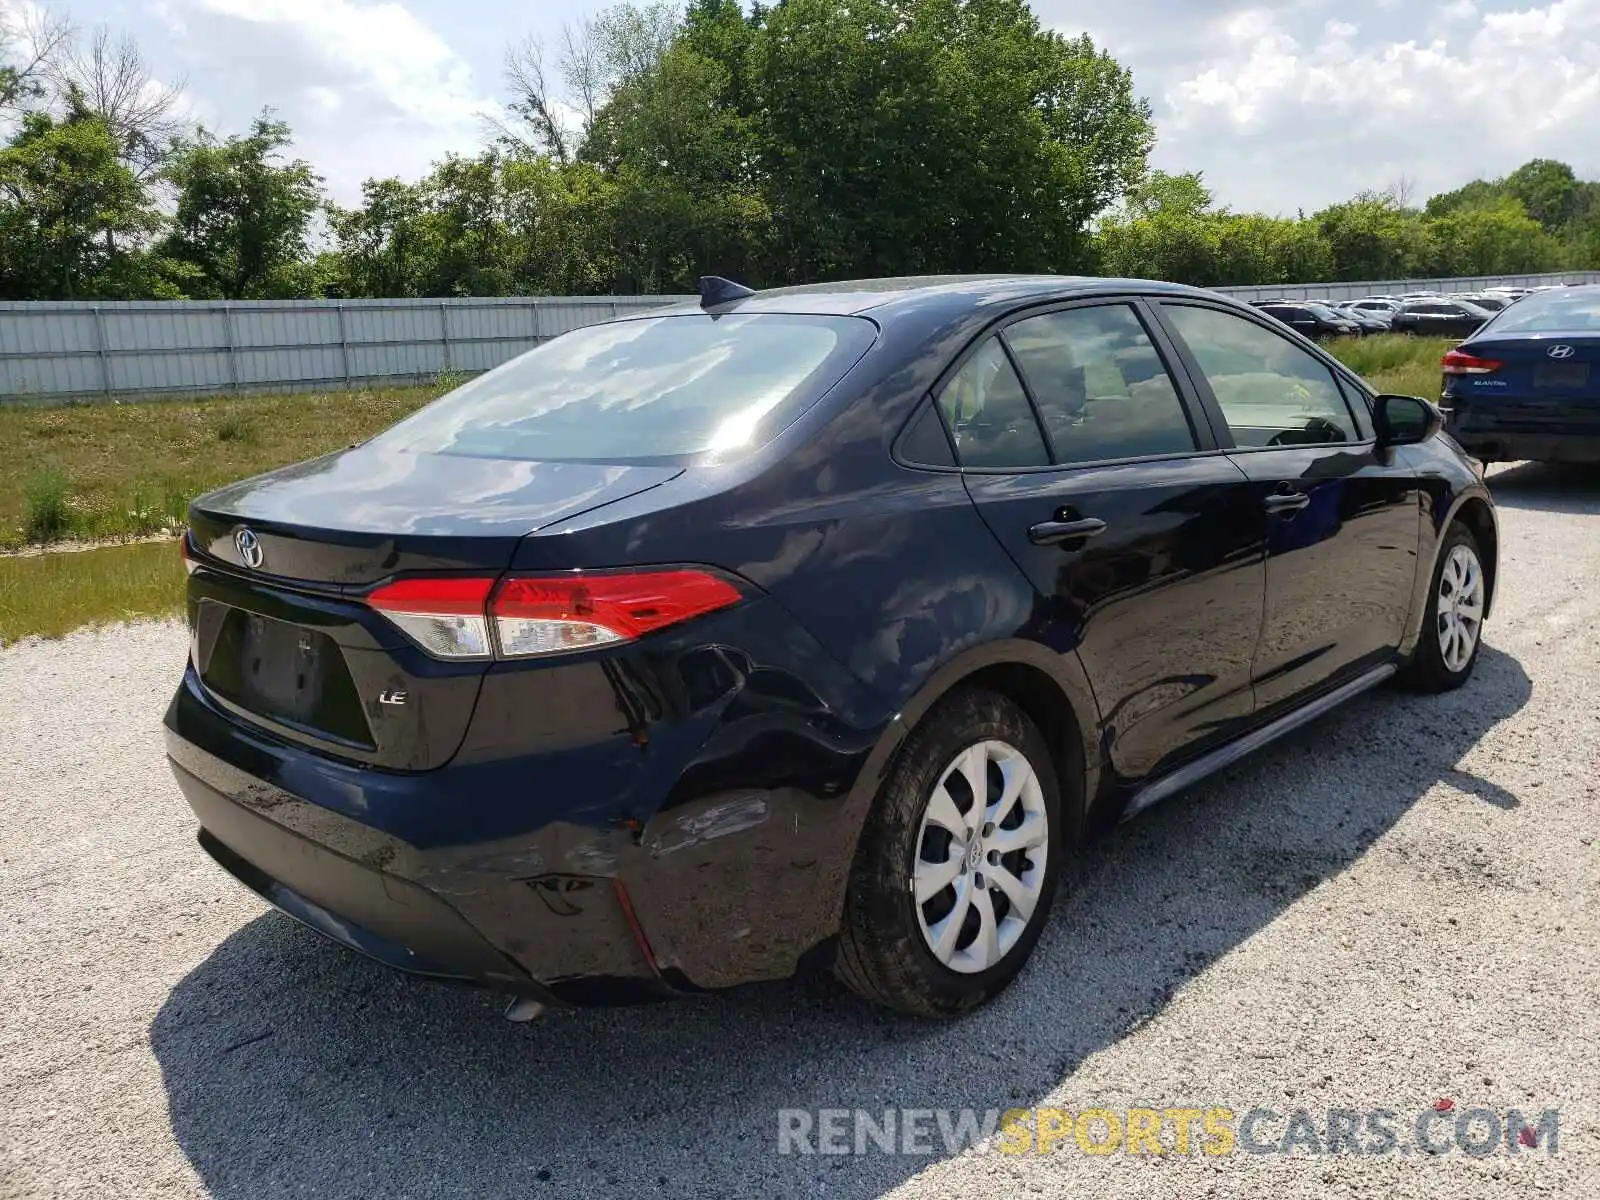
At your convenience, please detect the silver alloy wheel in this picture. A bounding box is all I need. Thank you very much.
[1437,543,1485,673]
[912,739,1049,975]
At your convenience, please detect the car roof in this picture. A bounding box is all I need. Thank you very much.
[646,274,1236,319]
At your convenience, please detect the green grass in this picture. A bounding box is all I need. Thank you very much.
[23,466,72,542]
[1326,334,1453,401]
[0,384,445,550]
[0,338,1456,644]
[0,540,186,644]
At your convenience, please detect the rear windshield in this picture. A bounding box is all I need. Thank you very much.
[371,313,877,462]
[1481,289,1600,334]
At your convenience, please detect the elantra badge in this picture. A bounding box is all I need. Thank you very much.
[234,527,264,569]
[1547,345,1575,359]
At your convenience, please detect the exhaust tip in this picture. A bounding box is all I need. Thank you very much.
[504,997,547,1022]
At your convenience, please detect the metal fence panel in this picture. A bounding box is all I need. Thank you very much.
[4,275,1599,404]
[0,295,685,403]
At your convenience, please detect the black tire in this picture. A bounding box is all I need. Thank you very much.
[835,688,1064,1018]
[1401,521,1486,693]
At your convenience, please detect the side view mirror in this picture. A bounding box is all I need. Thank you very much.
[1374,393,1443,447]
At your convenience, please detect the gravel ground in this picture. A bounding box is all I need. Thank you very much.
[3,462,1598,1199]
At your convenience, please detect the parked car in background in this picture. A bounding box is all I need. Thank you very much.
[1345,298,1404,323]
[1450,293,1511,312]
[163,274,1498,1019]
[1441,283,1600,464]
[1251,300,1365,339]
[1337,305,1395,333]
[1392,298,1493,339]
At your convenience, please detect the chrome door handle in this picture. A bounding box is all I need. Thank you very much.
[1262,491,1311,514]
[1027,517,1107,546]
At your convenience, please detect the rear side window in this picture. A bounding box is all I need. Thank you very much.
[1161,304,1358,448]
[371,314,877,462]
[936,339,1050,468]
[897,399,956,467]
[1003,305,1196,464]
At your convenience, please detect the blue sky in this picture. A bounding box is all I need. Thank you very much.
[44,0,1600,214]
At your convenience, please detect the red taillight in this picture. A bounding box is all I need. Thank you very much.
[366,569,744,660]
[368,576,496,659]
[1441,349,1502,375]
[492,570,744,658]
[179,533,198,575]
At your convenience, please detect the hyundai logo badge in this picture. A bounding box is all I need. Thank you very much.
[234,527,264,569]
[1547,344,1576,359]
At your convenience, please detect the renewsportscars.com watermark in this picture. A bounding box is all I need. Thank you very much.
[777,1101,1559,1158]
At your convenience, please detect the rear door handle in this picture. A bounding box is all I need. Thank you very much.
[1262,491,1311,514]
[1027,517,1107,546]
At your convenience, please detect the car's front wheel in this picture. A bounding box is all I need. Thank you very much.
[836,688,1063,1017]
[1402,521,1486,692]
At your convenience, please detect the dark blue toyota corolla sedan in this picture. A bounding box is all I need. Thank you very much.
[165,275,1498,1018]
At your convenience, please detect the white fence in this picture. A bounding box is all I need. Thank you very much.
[3,270,1599,403]
[0,296,684,404]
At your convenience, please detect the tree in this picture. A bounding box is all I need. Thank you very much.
[424,152,517,296]
[1424,178,1503,219]
[1312,192,1429,281]
[328,177,437,298]
[1423,198,1555,276]
[49,27,186,182]
[0,5,71,114]
[497,3,680,161]
[1123,170,1213,220]
[0,106,164,298]
[747,0,1153,281]
[160,114,324,298]
[1503,159,1578,231]
[581,42,768,290]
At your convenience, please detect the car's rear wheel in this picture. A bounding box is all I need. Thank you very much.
[1402,521,1486,692]
[836,688,1063,1017]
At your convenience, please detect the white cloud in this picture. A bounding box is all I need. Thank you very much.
[157,0,503,200]
[1160,0,1600,212]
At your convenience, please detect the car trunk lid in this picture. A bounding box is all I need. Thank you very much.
[185,447,681,770]
[1457,335,1600,402]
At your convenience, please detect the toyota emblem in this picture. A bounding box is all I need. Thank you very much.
[1547,344,1576,359]
[234,527,264,569]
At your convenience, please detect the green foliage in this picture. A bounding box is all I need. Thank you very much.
[4,1,1600,303]
[159,114,325,299]
[1099,171,1336,287]
[0,108,163,299]
[748,0,1152,279]
[1330,334,1451,380]
[0,539,187,644]
[1423,198,1556,276]
[211,412,255,443]
[23,465,73,541]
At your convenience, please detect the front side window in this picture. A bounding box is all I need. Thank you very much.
[372,313,876,462]
[1161,305,1359,449]
[936,338,1050,468]
[1002,305,1196,464]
